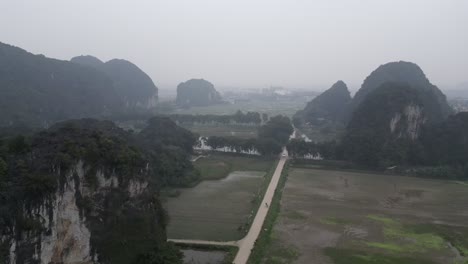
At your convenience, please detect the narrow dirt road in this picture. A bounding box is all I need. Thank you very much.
[233,150,288,264]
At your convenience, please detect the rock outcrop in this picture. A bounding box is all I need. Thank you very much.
[176,79,222,107]
[341,82,430,167]
[0,118,196,263]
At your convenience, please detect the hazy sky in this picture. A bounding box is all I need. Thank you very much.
[1,0,467,91]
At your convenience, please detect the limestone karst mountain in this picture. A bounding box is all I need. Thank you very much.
[71,55,158,109]
[347,61,452,123]
[0,42,122,127]
[293,80,351,125]
[176,79,222,107]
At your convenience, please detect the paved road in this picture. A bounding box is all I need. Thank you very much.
[233,150,288,264]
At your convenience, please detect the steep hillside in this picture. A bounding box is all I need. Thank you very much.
[347,61,452,122]
[293,80,351,125]
[176,79,222,107]
[0,118,195,263]
[71,56,158,109]
[0,42,122,127]
[341,82,428,167]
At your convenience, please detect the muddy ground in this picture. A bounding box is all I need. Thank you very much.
[263,167,468,264]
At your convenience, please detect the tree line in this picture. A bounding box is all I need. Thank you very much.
[287,112,468,180]
[287,139,338,159]
[202,136,282,156]
[168,110,264,125]
[199,115,294,156]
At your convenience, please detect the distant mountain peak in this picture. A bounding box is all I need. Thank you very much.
[71,55,158,108]
[293,80,351,125]
[70,55,104,67]
[347,61,452,123]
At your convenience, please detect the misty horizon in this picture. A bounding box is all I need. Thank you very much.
[1,0,467,91]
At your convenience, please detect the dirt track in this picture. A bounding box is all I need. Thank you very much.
[169,150,288,264]
[233,153,287,264]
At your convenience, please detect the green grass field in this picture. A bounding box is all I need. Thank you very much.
[172,98,307,118]
[194,153,274,181]
[165,154,275,241]
[259,167,468,264]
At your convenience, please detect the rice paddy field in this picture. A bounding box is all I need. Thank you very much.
[260,167,468,264]
[165,154,275,241]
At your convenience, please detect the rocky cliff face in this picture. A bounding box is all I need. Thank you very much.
[0,119,193,264]
[5,160,154,264]
[389,104,427,140]
[341,83,430,167]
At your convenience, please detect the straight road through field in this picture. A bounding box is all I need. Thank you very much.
[233,150,288,264]
[168,149,288,263]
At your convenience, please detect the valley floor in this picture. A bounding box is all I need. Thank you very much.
[259,166,468,264]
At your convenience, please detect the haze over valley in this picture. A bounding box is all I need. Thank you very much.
[0,1,467,264]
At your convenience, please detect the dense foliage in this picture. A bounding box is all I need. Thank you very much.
[138,117,199,186]
[287,139,339,159]
[0,42,123,127]
[169,110,262,125]
[0,117,197,263]
[200,115,293,156]
[71,56,158,108]
[293,80,351,126]
[176,79,222,107]
[258,115,294,145]
[417,112,468,178]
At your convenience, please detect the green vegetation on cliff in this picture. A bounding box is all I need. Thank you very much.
[0,117,197,263]
[347,61,452,123]
[341,82,425,168]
